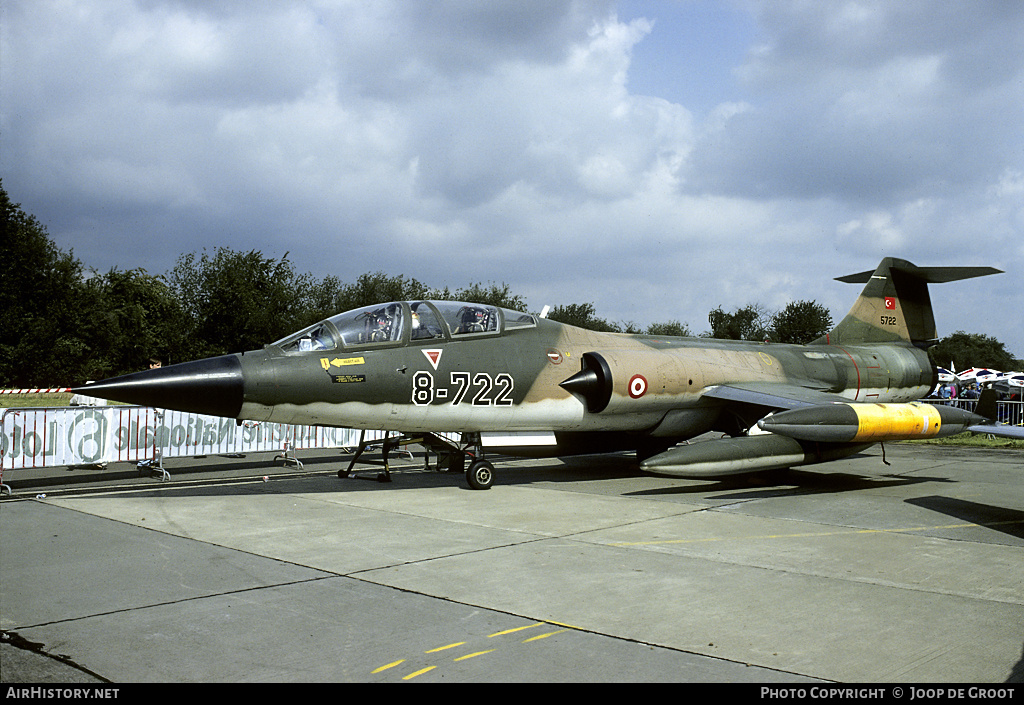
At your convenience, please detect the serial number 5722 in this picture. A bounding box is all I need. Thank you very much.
[880,315,897,326]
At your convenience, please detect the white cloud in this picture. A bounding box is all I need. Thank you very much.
[1,0,1021,356]
[837,211,904,253]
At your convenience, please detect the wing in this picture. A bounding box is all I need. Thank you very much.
[967,422,1024,439]
[696,382,853,438]
[702,382,851,411]
[707,382,1024,442]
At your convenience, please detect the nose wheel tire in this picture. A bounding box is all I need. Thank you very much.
[466,460,494,490]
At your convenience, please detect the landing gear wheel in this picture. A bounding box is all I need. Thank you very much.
[466,460,494,490]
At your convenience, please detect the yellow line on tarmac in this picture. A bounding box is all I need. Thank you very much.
[374,619,584,678]
[523,629,568,643]
[545,619,582,630]
[372,659,404,674]
[488,622,546,637]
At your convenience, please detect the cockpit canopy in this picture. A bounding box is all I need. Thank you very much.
[273,301,537,353]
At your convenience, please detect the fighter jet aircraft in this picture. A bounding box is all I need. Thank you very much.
[76,257,1022,489]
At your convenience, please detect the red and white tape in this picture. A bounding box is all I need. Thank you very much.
[1,388,71,394]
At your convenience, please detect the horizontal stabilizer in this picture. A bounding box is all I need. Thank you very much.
[817,258,1003,346]
[836,265,1002,284]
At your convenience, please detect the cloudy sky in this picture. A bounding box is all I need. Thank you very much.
[3,1,1022,359]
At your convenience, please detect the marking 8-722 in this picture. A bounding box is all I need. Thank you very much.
[412,371,514,407]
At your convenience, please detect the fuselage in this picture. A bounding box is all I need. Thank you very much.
[232,300,936,442]
[73,258,1010,480]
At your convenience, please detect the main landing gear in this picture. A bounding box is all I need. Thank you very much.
[339,431,495,490]
[465,459,494,491]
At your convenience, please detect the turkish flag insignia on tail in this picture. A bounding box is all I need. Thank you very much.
[884,297,896,310]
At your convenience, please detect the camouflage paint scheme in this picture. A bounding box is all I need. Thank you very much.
[79,258,1015,482]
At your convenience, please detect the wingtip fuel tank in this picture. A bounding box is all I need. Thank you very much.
[756,402,987,443]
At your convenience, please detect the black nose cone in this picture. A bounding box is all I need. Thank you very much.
[75,355,244,418]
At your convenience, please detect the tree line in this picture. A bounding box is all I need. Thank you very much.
[2,181,1018,387]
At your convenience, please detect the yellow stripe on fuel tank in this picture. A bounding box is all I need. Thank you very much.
[850,402,942,441]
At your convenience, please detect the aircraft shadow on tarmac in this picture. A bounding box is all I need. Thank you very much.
[513,451,955,502]
[11,448,967,505]
[621,461,956,502]
[0,451,631,500]
[904,495,1024,541]
[1011,647,1024,684]
[1,452,353,494]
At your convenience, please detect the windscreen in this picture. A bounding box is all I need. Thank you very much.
[274,322,338,352]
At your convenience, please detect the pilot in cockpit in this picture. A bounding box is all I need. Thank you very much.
[458,306,493,334]
[363,306,397,342]
[410,302,444,340]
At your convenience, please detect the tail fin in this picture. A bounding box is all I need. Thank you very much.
[813,258,1001,347]
[976,387,999,422]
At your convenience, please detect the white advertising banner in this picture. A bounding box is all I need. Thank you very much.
[1,406,368,471]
